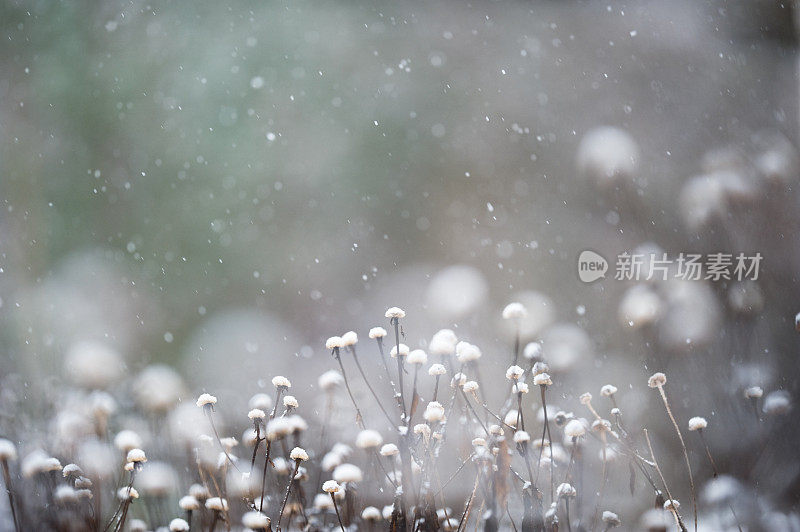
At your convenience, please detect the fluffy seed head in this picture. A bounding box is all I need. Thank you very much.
[0,439,17,461]
[556,483,576,498]
[126,449,147,463]
[283,395,298,408]
[248,408,266,420]
[322,480,340,493]
[512,382,529,394]
[318,370,344,391]
[600,384,618,397]
[390,344,409,357]
[179,495,200,510]
[205,497,229,512]
[423,401,445,423]
[341,331,358,346]
[429,329,458,355]
[355,430,383,449]
[663,499,680,511]
[196,393,217,408]
[325,336,343,350]
[648,372,667,388]
[290,447,309,461]
[242,511,271,530]
[564,419,586,439]
[513,430,531,443]
[602,511,621,527]
[385,307,406,319]
[169,518,190,532]
[502,302,528,320]
[362,506,382,521]
[117,487,139,500]
[533,373,552,386]
[380,443,399,457]
[455,341,481,362]
[407,349,428,365]
[688,417,708,431]
[523,342,543,360]
[332,463,363,483]
[506,365,524,380]
[579,393,592,405]
[369,327,387,339]
[428,363,447,376]
[272,376,291,389]
[451,372,467,387]
[462,381,479,393]
[745,386,763,399]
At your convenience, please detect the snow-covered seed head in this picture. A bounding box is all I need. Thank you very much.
[533,373,552,386]
[503,410,519,428]
[179,495,200,511]
[564,419,586,439]
[248,408,266,420]
[379,443,399,457]
[601,511,621,527]
[506,365,524,380]
[266,417,293,440]
[489,424,504,436]
[355,430,383,449]
[556,483,577,498]
[523,342,543,360]
[126,448,147,464]
[385,307,406,319]
[242,511,271,530]
[688,417,708,431]
[502,302,528,320]
[600,384,618,397]
[205,497,229,512]
[0,439,17,461]
[318,370,344,391]
[744,386,763,399]
[512,382,529,394]
[117,487,139,501]
[169,518,190,532]
[471,437,487,447]
[455,341,482,362]
[407,349,428,365]
[369,327,387,339]
[290,447,309,462]
[114,430,143,453]
[196,393,217,408]
[325,336,344,350]
[451,372,467,387]
[390,344,409,357]
[283,395,299,408]
[423,401,445,423]
[189,484,211,501]
[428,363,447,376]
[332,463,363,483]
[591,419,611,432]
[648,372,667,388]
[54,486,78,505]
[579,392,592,405]
[462,381,479,393]
[513,431,531,444]
[413,424,432,440]
[249,393,273,411]
[532,361,549,376]
[272,376,291,389]
[763,391,792,416]
[62,464,83,478]
[429,329,458,355]
[663,499,680,511]
[361,506,382,521]
[341,331,358,346]
[322,480,340,493]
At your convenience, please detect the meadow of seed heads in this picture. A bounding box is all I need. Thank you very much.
[0,301,795,532]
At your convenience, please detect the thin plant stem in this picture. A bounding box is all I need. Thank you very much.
[1,459,20,532]
[348,345,395,427]
[393,318,408,423]
[643,429,687,532]
[330,493,346,532]
[276,460,300,530]
[333,348,366,429]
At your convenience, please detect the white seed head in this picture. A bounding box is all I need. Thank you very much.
[601,511,621,527]
[62,463,83,478]
[117,487,139,500]
[196,393,217,408]
[600,384,618,397]
[455,341,482,362]
[556,483,576,498]
[321,452,342,471]
[564,419,586,439]
[380,443,399,457]
[288,415,308,433]
[502,302,528,320]
[266,417,293,440]
[648,372,667,388]
[179,495,200,510]
[505,365,524,380]
[533,373,552,386]
[429,329,458,355]
[205,497,229,512]
[423,401,445,423]
[688,417,708,431]
[385,307,406,319]
[242,511,271,530]
[462,381,479,393]
[290,447,309,461]
[763,391,792,415]
[592,419,612,432]
[407,349,428,365]
[54,485,78,505]
[322,479,340,493]
[318,370,344,391]
[523,342,543,360]
[272,376,291,389]
[341,331,358,346]
[744,386,763,399]
[169,518,191,532]
[472,438,487,447]
[248,393,273,411]
[0,439,17,461]
[369,327,387,339]
[325,336,344,349]
[248,408,266,420]
[356,430,383,449]
[390,344,410,357]
[451,372,467,387]
[663,499,680,511]
[579,392,592,405]
[532,361,549,375]
[503,410,519,428]
[362,506,382,521]
[512,382,529,394]
[513,430,531,443]
[428,363,447,376]
[332,463,363,483]
[413,424,432,439]
[126,448,147,463]
[283,395,298,408]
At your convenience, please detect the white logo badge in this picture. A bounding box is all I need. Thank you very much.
[578,250,608,283]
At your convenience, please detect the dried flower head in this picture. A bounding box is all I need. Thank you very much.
[564,419,586,439]
[744,386,763,399]
[600,384,618,397]
[126,448,147,463]
[385,307,406,319]
[648,372,667,388]
[368,327,387,339]
[429,329,458,355]
[423,401,445,423]
[428,363,447,376]
[318,370,344,391]
[380,443,399,456]
[322,480,340,493]
[117,487,139,501]
[523,342,543,360]
[455,341,482,362]
[196,393,217,408]
[512,382,529,394]
[169,518,190,532]
[332,463,363,483]
[289,447,309,461]
[242,511,271,530]
[407,349,428,365]
[179,495,200,510]
[663,499,680,511]
[283,395,299,408]
[602,510,621,527]
[272,376,291,389]
[502,302,528,319]
[506,365,524,380]
[556,483,577,498]
[355,430,383,449]
[463,381,479,393]
[532,361,549,375]
[0,439,17,461]
[688,417,708,431]
[205,497,229,512]
[533,373,552,386]
[451,373,467,387]
[390,344,410,357]
[513,430,531,443]
[341,331,358,346]
[325,336,344,350]
[362,506,382,521]
[248,408,266,420]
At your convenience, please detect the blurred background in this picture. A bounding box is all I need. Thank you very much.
[1,0,799,526]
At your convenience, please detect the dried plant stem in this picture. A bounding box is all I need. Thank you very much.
[332,348,366,430]
[456,470,482,532]
[0,458,20,532]
[696,429,718,477]
[258,440,274,512]
[535,385,555,500]
[392,317,408,422]
[276,460,301,530]
[205,407,241,473]
[348,345,395,427]
[656,385,697,532]
[643,429,687,532]
[330,493,346,532]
